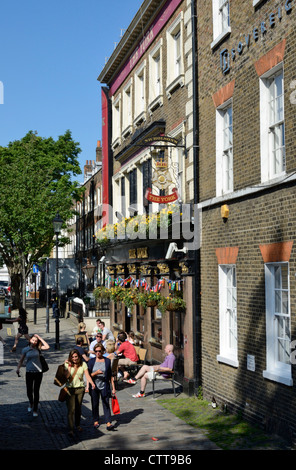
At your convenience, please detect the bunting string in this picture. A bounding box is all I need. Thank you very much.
[105,275,183,293]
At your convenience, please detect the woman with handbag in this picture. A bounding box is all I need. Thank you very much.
[63,349,95,437]
[16,334,50,417]
[87,343,116,431]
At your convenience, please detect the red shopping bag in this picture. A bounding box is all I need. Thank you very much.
[112,395,120,415]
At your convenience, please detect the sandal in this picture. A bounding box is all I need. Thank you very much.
[94,422,100,430]
[106,423,115,431]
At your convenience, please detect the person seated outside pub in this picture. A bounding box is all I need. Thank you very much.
[99,321,115,345]
[91,318,102,340]
[127,331,136,345]
[126,344,175,398]
[112,332,138,381]
[103,340,115,358]
[89,333,103,359]
[77,322,90,347]
[74,336,89,362]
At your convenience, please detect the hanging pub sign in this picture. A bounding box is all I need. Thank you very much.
[144,135,180,204]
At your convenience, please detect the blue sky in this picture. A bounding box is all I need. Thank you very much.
[0,0,143,182]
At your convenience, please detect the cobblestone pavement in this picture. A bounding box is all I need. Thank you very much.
[0,302,219,454]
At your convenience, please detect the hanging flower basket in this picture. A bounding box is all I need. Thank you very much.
[158,294,186,314]
[109,286,126,302]
[93,286,111,301]
[122,289,139,309]
[138,291,162,309]
[166,301,182,311]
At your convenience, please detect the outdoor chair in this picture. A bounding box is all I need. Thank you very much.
[126,346,147,377]
[111,357,119,389]
[151,362,177,398]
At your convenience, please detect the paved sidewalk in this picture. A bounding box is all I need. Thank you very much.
[0,301,219,452]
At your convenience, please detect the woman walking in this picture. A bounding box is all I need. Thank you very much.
[88,343,116,431]
[16,334,50,416]
[11,307,30,352]
[63,349,95,437]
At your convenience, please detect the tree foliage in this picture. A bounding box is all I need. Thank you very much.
[0,130,83,305]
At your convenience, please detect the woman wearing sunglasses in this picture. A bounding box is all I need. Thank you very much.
[87,343,116,431]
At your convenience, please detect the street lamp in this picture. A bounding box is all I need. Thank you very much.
[82,257,96,281]
[53,212,63,349]
[82,258,96,317]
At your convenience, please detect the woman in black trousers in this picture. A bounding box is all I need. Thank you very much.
[87,343,116,431]
[16,334,50,416]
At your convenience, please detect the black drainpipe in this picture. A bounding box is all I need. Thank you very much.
[191,0,201,395]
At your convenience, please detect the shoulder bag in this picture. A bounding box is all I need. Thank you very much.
[58,364,78,402]
[39,350,49,373]
[54,364,67,387]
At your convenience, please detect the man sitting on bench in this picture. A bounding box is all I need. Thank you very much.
[126,344,175,398]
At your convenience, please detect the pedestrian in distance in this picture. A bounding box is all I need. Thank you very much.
[16,334,50,416]
[126,344,175,398]
[63,349,95,437]
[10,307,31,352]
[87,343,116,431]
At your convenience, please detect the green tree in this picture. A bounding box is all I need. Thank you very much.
[0,130,83,307]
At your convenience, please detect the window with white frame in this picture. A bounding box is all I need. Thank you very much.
[211,0,231,49]
[216,101,233,196]
[96,187,101,206]
[260,65,285,182]
[134,62,146,126]
[129,167,138,212]
[121,176,126,218]
[175,145,184,202]
[166,12,184,98]
[263,263,292,386]
[112,94,121,148]
[122,79,133,138]
[148,40,163,113]
[217,265,238,367]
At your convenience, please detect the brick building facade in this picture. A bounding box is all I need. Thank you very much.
[97,0,199,393]
[197,0,296,439]
[74,141,104,294]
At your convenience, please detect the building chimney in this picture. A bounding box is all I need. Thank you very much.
[84,159,93,177]
[96,140,102,164]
